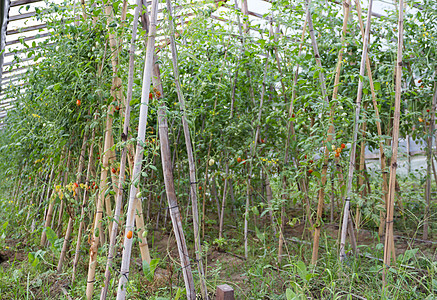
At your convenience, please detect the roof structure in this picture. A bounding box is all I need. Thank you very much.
[0,0,404,128]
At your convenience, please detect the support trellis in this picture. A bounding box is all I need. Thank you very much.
[1,0,434,298]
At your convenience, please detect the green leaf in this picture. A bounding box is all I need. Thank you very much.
[374,82,381,90]
[45,227,58,246]
[286,288,296,300]
[143,258,160,282]
[174,287,186,300]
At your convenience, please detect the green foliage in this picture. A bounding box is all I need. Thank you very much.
[143,258,160,282]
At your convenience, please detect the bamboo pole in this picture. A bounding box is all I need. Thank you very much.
[163,0,208,295]
[148,52,197,297]
[383,0,404,284]
[353,0,389,238]
[311,0,351,265]
[56,149,71,237]
[72,116,97,284]
[339,0,374,261]
[40,161,59,246]
[86,1,128,296]
[57,132,88,272]
[305,0,329,104]
[115,0,161,297]
[100,2,143,297]
[219,161,230,240]
[244,35,271,259]
[355,112,367,231]
[278,16,308,265]
[86,112,115,298]
[157,103,197,299]
[424,82,437,239]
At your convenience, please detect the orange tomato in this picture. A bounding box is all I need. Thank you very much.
[76,99,81,106]
[127,231,133,239]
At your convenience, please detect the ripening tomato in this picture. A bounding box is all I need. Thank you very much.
[199,186,202,190]
[341,143,346,149]
[112,168,117,174]
[308,169,313,174]
[126,230,133,239]
[237,157,242,163]
[76,99,81,106]
[335,152,340,158]
[74,182,79,188]
[149,93,153,100]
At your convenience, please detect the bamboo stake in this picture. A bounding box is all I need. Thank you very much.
[339,0,374,261]
[86,114,115,297]
[100,2,143,297]
[355,113,367,231]
[86,1,128,296]
[56,149,71,237]
[302,1,333,237]
[115,0,160,297]
[353,0,389,239]
[219,161,230,240]
[383,0,404,284]
[148,50,197,297]
[57,132,88,272]
[244,37,270,259]
[72,117,96,284]
[424,82,437,239]
[163,1,208,294]
[40,162,58,246]
[279,16,308,265]
[211,176,221,222]
[311,0,351,265]
[157,102,197,299]
[12,164,24,202]
[305,0,329,104]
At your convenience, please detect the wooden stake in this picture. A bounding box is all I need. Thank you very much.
[279,16,308,265]
[115,0,162,297]
[163,0,208,294]
[353,0,389,239]
[339,0,374,261]
[56,149,71,238]
[157,104,197,299]
[311,0,352,265]
[100,1,143,297]
[86,0,128,296]
[72,116,97,284]
[382,0,404,285]
[424,81,437,239]
[57,132,88,272]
